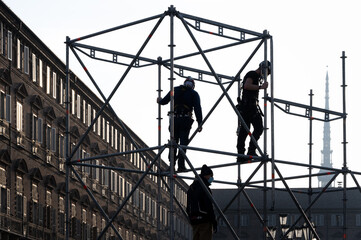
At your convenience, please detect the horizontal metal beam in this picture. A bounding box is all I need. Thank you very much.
[266,96,345,121]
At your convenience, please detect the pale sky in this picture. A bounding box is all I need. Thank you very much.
[4,0,361,189]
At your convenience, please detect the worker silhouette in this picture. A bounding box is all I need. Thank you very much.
[157,76,203,172]
[187,164,217,240]
[236,61,270,161]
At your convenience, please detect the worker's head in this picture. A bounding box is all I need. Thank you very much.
[200,164,214,184]
[259,60,272,76]
[184,76,195,89]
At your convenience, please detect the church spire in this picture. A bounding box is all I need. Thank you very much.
[318,69,333,187]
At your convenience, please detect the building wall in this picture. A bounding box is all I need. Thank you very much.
[213,188,361,240]
[0,2,191,240]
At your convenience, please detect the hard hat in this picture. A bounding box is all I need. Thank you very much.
[259,61,272,74]
[184,76,195,89]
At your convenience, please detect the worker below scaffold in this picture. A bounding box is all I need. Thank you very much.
[236,61,271,162]
[157,76,203,172]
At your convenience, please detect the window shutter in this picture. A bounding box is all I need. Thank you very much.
[38,118,43,143]
[32,53,37,82]
[51,127,56,152]
[5,94,10,122]
[24,46,29,74]
[7,31,12,61]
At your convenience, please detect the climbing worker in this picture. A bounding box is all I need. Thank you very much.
[186,164,217,240]
[157,76,203,172]
[236,61,271,162]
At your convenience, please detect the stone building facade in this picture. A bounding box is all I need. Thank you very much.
[0,2,191,239]
[213,188,361,239]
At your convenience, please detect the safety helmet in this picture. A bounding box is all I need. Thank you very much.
[259,60,272,74]
[184,76,195,89]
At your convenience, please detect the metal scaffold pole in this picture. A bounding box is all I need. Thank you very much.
[65,36,71,240]
[157,56,162,240]
[308,89,314,240]
[168,5,176,240]
[262,30,269,240]
[341,51,348,240]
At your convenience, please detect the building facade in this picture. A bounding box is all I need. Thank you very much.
[0,2,191,240]
[213,188,361,239]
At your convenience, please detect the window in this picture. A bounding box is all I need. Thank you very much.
[52,72,57,99]
[92,213,96,227]
[7,31,12,61]
[106,121,110,143]
[15,175,24,218]
[59,79,64,105]
[32,114,43,143]
[45,190,52,229]
[82,99,86,124]
[0,92,10,122]
[46,66,51,94]
[32,53,37,82]
[356,214,361,227]
[311,214,324,226]
[46,190,52,206]
[82,208,87,224]
[87,103,91,127]
[117,175,123,197]
[39,59,43,87]
[92,109,96,132]
[0,22,3,55]
[102,118,106,140]
[97,115,101,136]
[16,101,23,132]
[331,214,343,226]
[114,129,118,150]
[17,39,21,69]
[77,94,81,119]
[111,125,114,147]
[71,89,75,115]
[0,184,10,215]
[46,124,56,152]
[102,165,109,187]
[24,46,29,74]
[59,196,65,234]
[71,203,76,218]
[59,134,65,158]
[0,167,5,187]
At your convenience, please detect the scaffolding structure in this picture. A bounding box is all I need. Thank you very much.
[64,5,360,240]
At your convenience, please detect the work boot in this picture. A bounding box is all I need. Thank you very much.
[237,150,248,163]
[246,149,258,157]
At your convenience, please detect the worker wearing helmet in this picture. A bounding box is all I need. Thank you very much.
[157,76,203,172]
[236,61,271,161]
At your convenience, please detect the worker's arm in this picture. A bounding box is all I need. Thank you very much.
[243,77,268,90]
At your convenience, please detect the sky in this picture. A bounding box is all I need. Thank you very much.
[3,0,360,189]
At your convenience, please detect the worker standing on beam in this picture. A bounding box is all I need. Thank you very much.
[236,61,270,162]
[157,76,203,172]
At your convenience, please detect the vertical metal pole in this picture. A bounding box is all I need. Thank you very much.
[341,51,348,240]
[269,36,276,213]
[237,66,242,237]
[65,36,70,240]
[169,6,176,240]
[157,57,162,240]
[308,89,314,240]
[262,30,268,240]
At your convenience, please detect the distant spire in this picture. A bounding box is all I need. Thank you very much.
[318,69,333,187]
